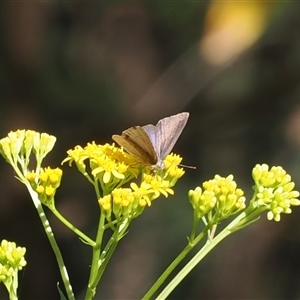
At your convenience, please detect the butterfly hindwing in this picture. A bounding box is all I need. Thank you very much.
[112,126,157,165]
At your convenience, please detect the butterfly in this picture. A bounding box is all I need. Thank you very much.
[112,112,189,168]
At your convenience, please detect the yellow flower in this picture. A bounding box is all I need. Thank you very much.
[0,239,26,297]
[36,185,44,194]
[189,187,217,219]
[98,168,180,222]
[45,186,55,197]
[0,239,26,272]
[26,170,36,182]
[0,130,56,176]
[252,164,289,187]
[142,174,174,198]
[252,164,300,221]
[98,188,143,220]
[27,167,63,208]
[164,153,182,169]
[0,137,13,164]
[63,142,140,192]
[91,156,125,183]
[190,174,246,221]
[131,182,152,206]
[99,195,112,219]
[7,130,25,159]
[66,142,186,217]
[0,130,27,165]
[62,145,87,174]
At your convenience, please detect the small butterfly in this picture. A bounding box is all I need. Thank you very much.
[112,112,189,168]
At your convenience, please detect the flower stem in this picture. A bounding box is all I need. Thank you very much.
[26,185,75,300]
[141,224,211,300]
[156,210,260,299]
[84,218,130,300]
[84,210,106,300]
[51,208,95,246]
[90,230,119,288]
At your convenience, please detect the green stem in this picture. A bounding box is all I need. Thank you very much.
[141,224,211,300]
[86,219,130,300]
[84,210,106,300]
[90,231,119,288]
[208,224,218,240]
[189,214,200,241]
[51,208,96,246]
[13,165,27,184]
[94,179,102,198]
[84,217,130,300]
[156,210,259,299]
[27,185,75,300]
[3,275,18,300]
[9,292,17,300]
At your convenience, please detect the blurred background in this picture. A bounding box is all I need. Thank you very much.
[1,1,300,299]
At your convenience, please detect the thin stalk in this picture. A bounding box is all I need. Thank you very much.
[90,232,119,288]
[87,219,130,298]
[142,224,211,300]
[156,210,259,299]
[51,208,95,246]
[84,211,106,300]
[27,185,75,300]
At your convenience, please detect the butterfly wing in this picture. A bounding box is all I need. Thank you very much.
[143,112,189,163]
[112,126,157,165]
[141,124,158,151]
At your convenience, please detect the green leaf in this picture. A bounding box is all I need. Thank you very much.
[57,283,68,300]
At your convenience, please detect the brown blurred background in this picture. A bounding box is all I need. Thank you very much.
[1,2,300,299]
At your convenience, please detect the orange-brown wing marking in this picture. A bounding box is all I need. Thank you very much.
[112,126,157,165]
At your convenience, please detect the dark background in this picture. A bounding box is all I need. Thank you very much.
[1,2,300,299]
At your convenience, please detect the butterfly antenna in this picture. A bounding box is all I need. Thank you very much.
[179,163,196,169]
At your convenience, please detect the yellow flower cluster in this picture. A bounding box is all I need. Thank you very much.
[0,130,56,170]
[0,240,26,283]
[63,142,186,221]
[99,188,144,220]
[98,173,176,220]
[0,129,186,224]
[163,154,185,186]
[189,174,246,221]
[64,141,185,193]
[63,142,141,191]
[99,174,174,220]
[26,167,63,208]
[252,164,300,221]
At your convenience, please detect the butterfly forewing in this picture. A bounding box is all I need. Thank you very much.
[112,126,157,165]
[143,112,189,163]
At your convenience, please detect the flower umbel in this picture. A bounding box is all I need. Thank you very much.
[189,174,246,222]
[161,154,185,187]
[0,239,26,300]
[0,130,56,181]
[26,167,63,209]
[63,142,186,197]
[252,164,300,221]
[99,173,176,222]
[65,142,186,224]
[63,142,140,195]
